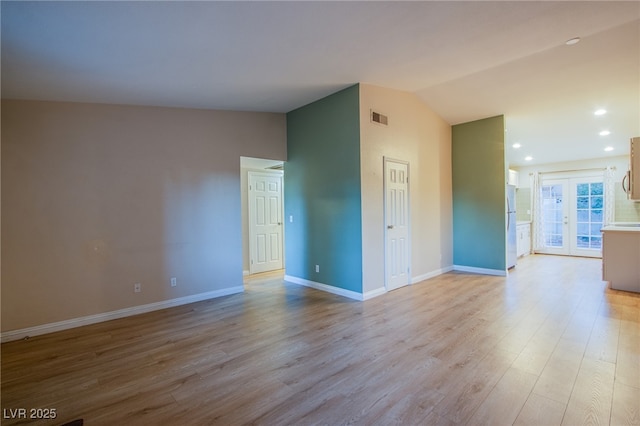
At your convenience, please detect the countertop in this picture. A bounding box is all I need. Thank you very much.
[602,224,640,232]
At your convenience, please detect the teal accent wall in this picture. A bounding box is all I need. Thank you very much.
[452,115,506,271]
[285,85,363,293]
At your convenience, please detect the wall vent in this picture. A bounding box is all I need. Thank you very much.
[371,110,388,126]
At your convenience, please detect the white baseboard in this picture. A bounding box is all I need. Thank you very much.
[411,266,454,284]
[1,286,245,343]
[453,265,507,276]
[242,270,250,276]
[284,266,456,302]
[284,275,364,301]
[363,287,387,300]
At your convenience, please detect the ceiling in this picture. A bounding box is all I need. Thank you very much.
[2,1,639,166]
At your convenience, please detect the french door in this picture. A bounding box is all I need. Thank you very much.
[540,176,603,258]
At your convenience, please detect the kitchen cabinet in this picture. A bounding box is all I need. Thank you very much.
[508,169,519,188]
[516,222,531,257]
[602,226,640,293]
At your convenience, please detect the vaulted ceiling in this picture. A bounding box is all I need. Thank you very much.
[2,1,638,166]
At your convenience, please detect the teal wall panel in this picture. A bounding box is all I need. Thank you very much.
[284,85,363,293]
[452,115,506,271]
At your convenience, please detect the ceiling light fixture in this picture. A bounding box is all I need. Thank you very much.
[525,156,533,161]
[512,143,521,149]
[565,37,581,46]
[604,146,614,152]
[594,109,607,116]
[599,130,611,136]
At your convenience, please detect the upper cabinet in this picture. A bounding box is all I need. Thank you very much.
[623,137,640,201]
[508,169,519,187]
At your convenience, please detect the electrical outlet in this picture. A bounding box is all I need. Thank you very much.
[289,215,293,223]
[170,277,177,287]
[134,283,141,293]
[315,265,319,273]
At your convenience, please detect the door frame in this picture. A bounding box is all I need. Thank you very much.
[539,173,604,258]
[383,157,411,291]
[248,170,284,275]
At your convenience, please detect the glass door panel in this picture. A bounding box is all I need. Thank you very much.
[570,178,603,257]
[540,180,569,255]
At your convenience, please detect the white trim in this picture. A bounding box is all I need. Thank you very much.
[243,270,250,276]
[363,287,387,300]
[284,265,457,302]
[0,286,244,343]
[411,266,454,284]
[284,275,364,301]
[453,265,507,276]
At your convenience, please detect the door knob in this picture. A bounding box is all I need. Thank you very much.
[387,225,394,229]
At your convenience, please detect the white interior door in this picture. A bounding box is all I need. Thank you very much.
[248,171,284,274]
[384,158,410,291]
[539,175,603,258]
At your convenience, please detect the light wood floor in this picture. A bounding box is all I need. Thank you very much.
[2,255,639,425]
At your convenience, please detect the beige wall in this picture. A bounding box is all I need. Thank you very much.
[1,100,286,332]
[359,84,453,293]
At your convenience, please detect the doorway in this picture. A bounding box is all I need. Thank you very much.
[539,175,604,258]
[384,157,410,291]
[241,156,285,277]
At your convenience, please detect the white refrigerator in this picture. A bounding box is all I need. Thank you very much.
[507,185,517,269]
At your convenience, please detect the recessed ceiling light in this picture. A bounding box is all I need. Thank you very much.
[565,37,581,45]
[525,156,533,161]
[594,109,607,116]
[512,143,521,149]
[599,130,611,136]
[604,146,614,152]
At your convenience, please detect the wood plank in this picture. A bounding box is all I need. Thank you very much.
[514,393,567,426]
[614,324,640,390]
[1,254,637,425]
[561,358,616,426]
[611,381,640,426]
[532,338,588,405]
[433,349,519,424]
[468,366,538,425]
